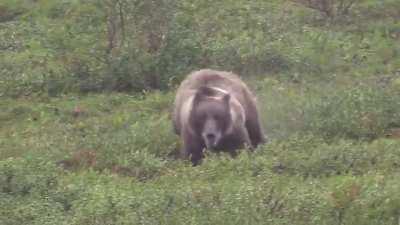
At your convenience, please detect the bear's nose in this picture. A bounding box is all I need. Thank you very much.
[206,133,216,141]
[204,133,218,149]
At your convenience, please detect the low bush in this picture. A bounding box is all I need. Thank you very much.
[304,85,400,140]
[2,136,400,225]
[258,78,400,141]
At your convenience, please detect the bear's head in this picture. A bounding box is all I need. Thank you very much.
[190,86,232,150]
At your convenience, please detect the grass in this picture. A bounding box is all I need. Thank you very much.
[1,0,400,224]
[1,80,400,225]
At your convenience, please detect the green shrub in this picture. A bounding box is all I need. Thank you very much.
[304,85,400,140]
[261,136,400,178]
[258,78,400,141]
[0,157,59,196]
[2,1,400,224]
[1,92,400,224]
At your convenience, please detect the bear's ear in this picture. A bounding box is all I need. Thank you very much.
[193,86,214,104]
[222,93,230,104]
[197,86,215,97]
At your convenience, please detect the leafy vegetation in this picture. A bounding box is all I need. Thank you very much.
[2,0,399,96]
[1,0,400,224]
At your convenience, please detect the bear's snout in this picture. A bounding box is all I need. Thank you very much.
[205,133,216,147]
[206,133,216,140]
[203,131,220,149]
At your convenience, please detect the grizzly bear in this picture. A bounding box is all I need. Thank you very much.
[172,69,266,165]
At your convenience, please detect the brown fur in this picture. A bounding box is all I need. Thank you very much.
[172,69,266,165]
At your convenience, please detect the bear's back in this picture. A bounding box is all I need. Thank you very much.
[180,69,246,93]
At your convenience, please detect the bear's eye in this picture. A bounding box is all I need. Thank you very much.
[198,113,207,121]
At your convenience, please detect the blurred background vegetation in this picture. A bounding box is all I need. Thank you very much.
[1,0,399,97]
[1,0,400,224]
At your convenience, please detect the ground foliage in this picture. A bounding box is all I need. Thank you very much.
[1,0,400,224]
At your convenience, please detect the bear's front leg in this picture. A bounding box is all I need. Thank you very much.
[237,125,253,150]
[227,127,253,158]
[182,131,205,166]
